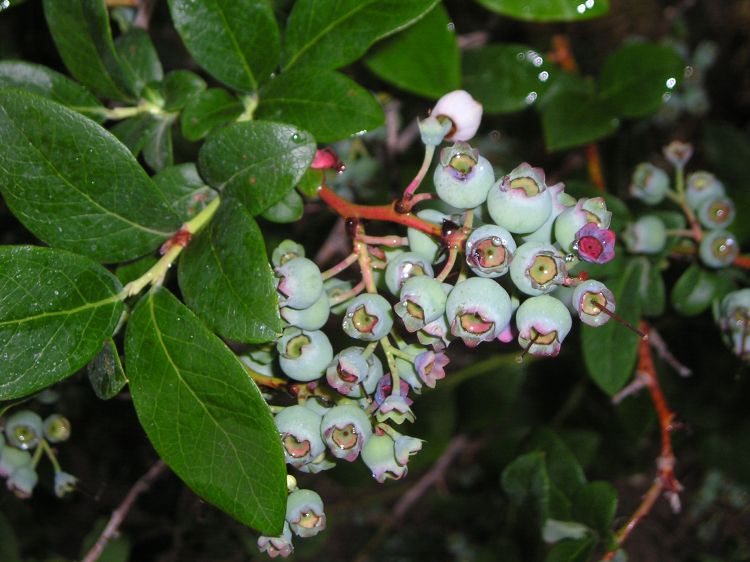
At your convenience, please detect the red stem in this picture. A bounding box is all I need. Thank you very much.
[318,185,442,238]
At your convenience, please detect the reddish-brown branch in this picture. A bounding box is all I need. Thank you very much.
[548,35,578,73]
[318,185,442,238]
[585,144,607,192]
[734,254,750,269]
[602,320,682,560]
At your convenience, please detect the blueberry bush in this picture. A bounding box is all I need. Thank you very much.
[1,1,749,561]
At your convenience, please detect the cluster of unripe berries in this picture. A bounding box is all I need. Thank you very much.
[714,289,750,361]
[627,141,739,268]
[252,90,623,556]
[0,409,75,498]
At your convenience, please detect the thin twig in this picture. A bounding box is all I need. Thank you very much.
[601,321,682,560]
[81,460,168,562]
[353,434,471,562]
[648,326,692,377]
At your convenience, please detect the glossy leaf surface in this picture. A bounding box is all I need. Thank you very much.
[125,288,286,535]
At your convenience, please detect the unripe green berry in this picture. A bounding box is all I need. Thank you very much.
[384,252,434,296]
[361,434,406,483]
[280,291,331,331]
[630,163,669,205]
[408,209,448,264]
[487,163,552,234]
[342,294,393,341]
[572,280,616,327]
[464,224,516,278]
[516,295,572,357]
[274,405,326,468]
[699,230,739,268]
[697,196,735,230]
[686,171,725,209]
[286,489,326,538]
[43,414,71,443]
[4,410,43,450]
[320,404,372,461]
[510,242,567,296]
[394,276,447,332]
[445,277,512,347]
[0,446,31,478]
[433,142,494,209]
[6,465,37,499]
[623,216,667,255]
[277,328,333,382]
[271,239,305,267]
[275,257,324,310]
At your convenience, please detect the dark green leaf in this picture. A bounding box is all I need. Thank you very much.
[198,121,315,215]
[632,256,666,317]
[527,428,586,495]
[364,3,459,99]
[582,259,643,395]
[571,481,617,536]
[542,89,618,151]
[599,42,684,118]
[477,0,609,21]
[544,537,596,562]
[42,0,135,101]
[671,263,726,316]
[160,70,207,112]
[282,0,438,71]
[168,0,280,92]
[0,90,180,263]
[153,163,217,221]
[125,288,287,534]
[261,188,304,223]
[179,198,282,343]
[0,512,21,562]
[86,338,128,400]
[114,28,163,97]
[257,68,384,142]
[501,451,550,526]
[0,246,124,400]
[463,43,551,113]
[110,113,153,155]
[180,88,243,141]
[0,61,105,122]
[143,115,175,172]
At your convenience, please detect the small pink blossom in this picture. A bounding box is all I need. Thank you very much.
[414,350,450,388]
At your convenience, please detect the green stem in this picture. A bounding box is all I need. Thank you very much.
[120,196,221,299]
[379,336,401,398]
[402,144,436,199]
[41,440,62,473]
[30,440,45,469]
[236,94,258,122]
[361,341,379,360]
[97,100,167,121]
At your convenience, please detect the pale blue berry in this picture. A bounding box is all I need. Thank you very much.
[272,239,305,267]
[43,414,71,443]
[320,404,372,461]
[394,276,447,332]
[277,328,333,382]
[516,295,572,357]
[280,291,330,330]
[572,280,616,327]
[286,489,326,538]
[487,163,552,234]
[630,163,669,205]
[326,347,369,396]
[445,277,512,347]
[257,522,294,558]
[384,252,434,296]
[699,230,739,268]
[686,171,725,209]
[464,224,516,278]
[361,434,407,483]
[276,257,323,310]
[275,405,326,469]
[623,216,667,255]
[697,195,735,230]
[6,465,37,499]
[4,410,43,450]
[342,294,393,341]
[509,242,567,296]
[0,446,31,478]
[433,142,494,209]
[522,183,574,244]
[407,209,448,264]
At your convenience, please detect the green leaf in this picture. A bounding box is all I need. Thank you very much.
[544,537,596,562]
[0,246,124,400]
[0,512,21,562]
[671,263,727,316]
[180,88,244,142]
[153,163,217,221]
[261,188,304,223]
[542,88,618,151]
[143,115,175,172]
[364,3,459,99]
[571,481,617,536]
[282,0,438,71]
[582,259,643,395]
[502,451,550,527]
[114,28,163,97]
[632,256,666,317]
[463,43,551,114]
[110,113,153,155]
[257,68,384,142]
[168,0,280,92]
[527,428,586,496]
[160,70,207,112]
[86,338,128,400]
[179,198,282,343]
[0,90,180,263]
[477,0,609,22]
[198,121,315,215]
[599,42,684,118]
[296,167,324,198]
[0,61,105,122]
[125,288,287,534]
[42,0,135,101]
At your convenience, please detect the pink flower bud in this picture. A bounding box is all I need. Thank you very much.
[431,90,483,142]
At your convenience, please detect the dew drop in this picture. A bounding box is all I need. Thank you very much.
[446,21,455,31]
[290,133,303,143]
